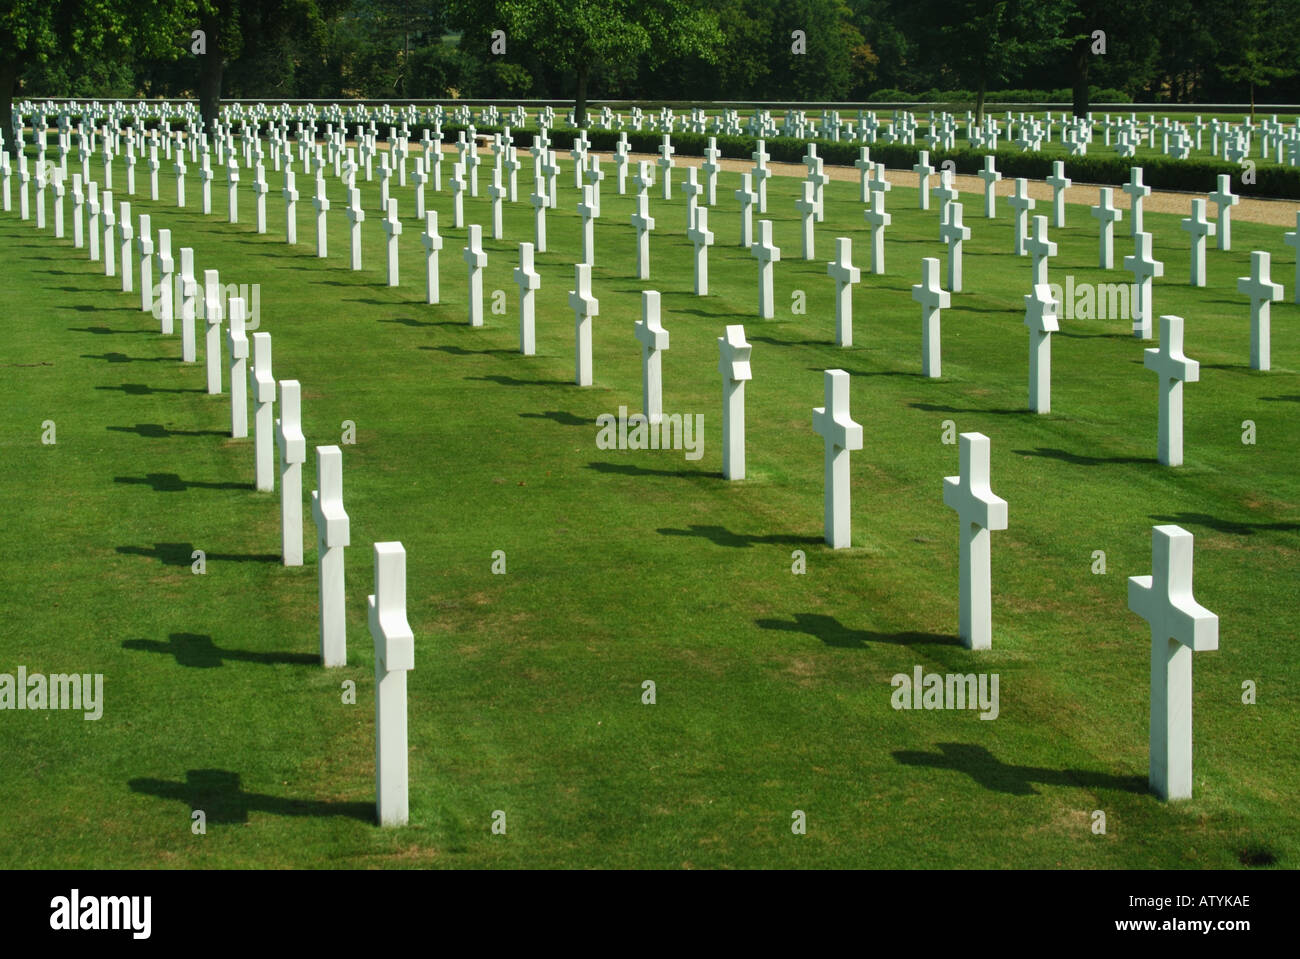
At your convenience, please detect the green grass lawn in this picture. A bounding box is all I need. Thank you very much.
[1,142,1296,869]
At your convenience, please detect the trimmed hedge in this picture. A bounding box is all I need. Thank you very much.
[438,124,1300,200]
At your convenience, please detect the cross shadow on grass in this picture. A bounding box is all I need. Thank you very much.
[893,742,1148,796]
[588,460,706,480]
[1149,511,1300,535]
[1261,395,1300,403]
[380,315,437,328]
[911,401,1025,416]
[80,352,171,363]
[519,410,589,426]
[424,344,517,356]
[116,542,280,565]
[114,472,250,492]
[128,769,373,824]
[95,382,205,395]
[67,325,152,335]
[658,525,822,549]
[107,423,229,439]
[122,632,318,668]
[756,613,955,649]
[468,373,571,387]
[1013,447,1150,466]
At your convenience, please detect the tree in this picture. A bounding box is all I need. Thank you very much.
[449,0,723,127]
[1219,0,1300,119]
[913,0,1071,123]
[0,0,189,156]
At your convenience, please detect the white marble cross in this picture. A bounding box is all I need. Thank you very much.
[118,200,134,294]
[939,202,970,293]
[312,175,330,258]
[156,228,175,334]
[1124,231,1164,339]
[1144,314,1199,466]
[812,369,863,549]
[1128,524,1218,800]
[1007,178,1035,256]
[584,154,604,217]
[249,331,276,492]
[178,246,197,362]
[718,324,752,481]
[1237,250,1283,370]
[863,189,891,274]
[174,153,187,207]
[570,262,599,386]
[199,152,214,214]
[866,161,891,198]
[1122,166,1151,237]
[943,432,1007,650]
[504,146,520,203]
[203,269,224,394]
[369,541,414,827]
[137,213,154,313]
[853,147,873,202]
[630,192,656,280]
[931,169,957,225]
[382,198,402,287]
[752,219,781,319]
[488,166,506,240]
[87,179,101,259]
[1180,198,1215,287]
[912,257,951,378]
[1091,187,1123,269]
[346,187,365,270]
[613,134,630,194]
[1208,174,1238,251]
[688,207,714,296]
[226,155,239,223]
[701,138,721,205]
[795,180,817,260]
[751,139,770,212]
[463,223,487,326]
[735,172,756,249]
[283,169,299,245]
[275,380,307,566]
[226,296,249,439]
[577,183,598,266]
[827,236,861,346]
[912,150,935,209]
[543,149,560,208]
[1024,283,1060,414]
[412,156,427,219]
[101,190,117,277]
[976,154,1001,218]
[416,210,441,305]
[1045,160,1071,228]
[529,175,549,252]
[253,163,269,234]
[1026,215,1057,286]
[312,445,350,668]
[635,291,670,425]
[514,241,541,355]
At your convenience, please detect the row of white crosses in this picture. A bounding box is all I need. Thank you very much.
[4,137,428,828]
[14,119,1252,804]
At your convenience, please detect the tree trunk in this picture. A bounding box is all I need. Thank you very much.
[975,76,986,127]
[198,11,223,135]
[1250,81,1256,121]
[575,65,589,129]
[1071,35,1090,119]
[0,56,19,158]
